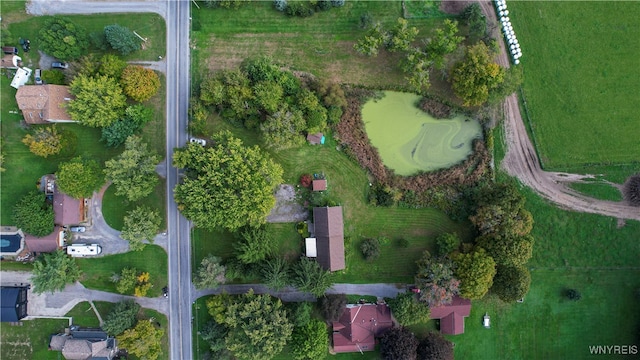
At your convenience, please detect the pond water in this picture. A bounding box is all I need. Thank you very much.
[362,91,482,176]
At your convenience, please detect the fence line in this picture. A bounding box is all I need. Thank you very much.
[517,86,545,169]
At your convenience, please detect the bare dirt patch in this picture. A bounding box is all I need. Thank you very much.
[267,184,308,223]
[440,0,473,15]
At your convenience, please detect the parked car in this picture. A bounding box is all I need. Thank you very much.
[70,226,86,233]
[190,138,206,146]
[66,244,102,257]
[162,286,168,298]
[52,62,68,69]
[34,69,42,85]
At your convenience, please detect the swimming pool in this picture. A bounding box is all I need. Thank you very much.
[0,232,24,255]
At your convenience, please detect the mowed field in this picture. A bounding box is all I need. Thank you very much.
[508,1,640,171]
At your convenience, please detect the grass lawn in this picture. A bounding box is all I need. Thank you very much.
[568,181,623,202]
[508,1,640,171]
[0,318,68,360]
[191,1,450,87]
[102,180,167,231]
[76,245,168,297]
[66,301,102,327]
[6,13,165,63]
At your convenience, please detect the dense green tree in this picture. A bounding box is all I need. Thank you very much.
[489,65,524,103]
[41,70,65,85]
[318,293,347,322]
[417,332,454,360]
[99,54,128,79]
[261,257,291,291]
[425,19,463,69]
[12,190,54,237]
[234,225,276,264]
[101,104,154,148]
[462,3,487,43]
[117,320,164,360]
[285,301,312,328]
[200,320,229,358]
[386,292,431,326]
[194,254,226,289]
[121,65,161,102]
[414,251,460,307]
[452,248,496,300]
[436,232,461,257]
[566,289,582,301]
[360,238,380,261]
[253,80,284,114]
[380,326,418,360]
[451,42,505,106]
[68,74,127,127]
[312,79,347,109]
[104,135,159,201]
[477,233,533,267]
[402,47,432,94]
[173,131,283,231]
[31,250,82,294]
[120,206,161,251]
[241,56,282,84]
[56,156,104,199]
[22,126,63,158]
[386,18,419,53]
[104,24,141,55]
[116,267,138,294]
[102,300,140,336]
[291,319,328,360]
[223,291,293,360]
[291,257,333,297]
[491,265,531,302]
[188,98,209,136]
[38,17,88,60]
[260,106,306,150]
[206,293,233,324]
[471,182,533,238]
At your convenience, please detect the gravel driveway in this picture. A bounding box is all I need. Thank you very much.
[267,184,308,223]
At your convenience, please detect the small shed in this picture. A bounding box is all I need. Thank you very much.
[307,132,325,145]
[312,179,327,191]
[305,238,317,257]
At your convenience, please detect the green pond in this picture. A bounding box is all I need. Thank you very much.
[362,91,482,176]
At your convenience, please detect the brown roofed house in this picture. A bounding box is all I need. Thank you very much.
[306,132,324,145]
[15,85,74,124]
[24,227,62,253]
[53,185,85,226]
[49,328,117,360]
[332,303,394,353]
[312,179,327,191]
[429,295,472,335]
[313,206,345,271]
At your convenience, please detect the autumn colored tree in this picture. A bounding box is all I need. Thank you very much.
[451,42,505,106]
[117,320,164,360]
[121,65,161,102]
[56,156,104,199]
[452,248,496,300]
[414,251,460,307]
[173,131,283,231]
[21,126,62,157]
[68,74,127,127]
[353,22,386,56]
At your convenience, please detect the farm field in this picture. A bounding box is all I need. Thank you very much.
[508,1,640,172]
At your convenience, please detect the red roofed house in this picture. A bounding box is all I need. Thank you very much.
[306,132,325,145]
[312,179,327,191]
[332,303,394,353]
[429,296,472,335]
[15,85,74,125]
[312,206,345,272]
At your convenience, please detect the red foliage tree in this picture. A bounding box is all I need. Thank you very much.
[300,174,312,188]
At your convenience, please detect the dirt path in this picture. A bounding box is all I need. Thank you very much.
[477,1,640,221]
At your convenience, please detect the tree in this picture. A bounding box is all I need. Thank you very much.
[120,206,161,251]
[200,320,229,358]
[492,265,531,302]
[104,135,159,201]
[451,42,505,106]
[104,24,141,55]
[471,182,533,238]
[68,74,127,127]
[452,248,496,300]
[134,272,152,297]
[477,233,533,267]
[462,3,487,43]
[318,294,347,322]
[102,300,140,336]
[291,319,328,360]
[22,125,63,158]
[425,19,463,69]
[121,65,161,102]
[41,69,65,85]
[386,18,419,53]
[253,80,284,114]
[261,257,291,291]
[260,106,306,150]
[414,251,460,307]
[116,267,138,294]
[99,54,128,79]
[291,257,333,297]
[385,292,430,326]
[31,250,82,294]
[623,173,640,206]
[285,301,312,328]
[353,23,385,56]
[436,232,461,257]
[417,332,454,360]
[234,225,276,264]
[380,327,418,360]
[12,190,55,237]
[223,291,293,360]
[402,47,432,94]
[360,238,380,261]
[56,156,104,199]
[194,254,226,289]
[117,319,164,360]
[173,131,284,231]
[101,105,154,147]
[312,79,347,110]
[38,17,88,61]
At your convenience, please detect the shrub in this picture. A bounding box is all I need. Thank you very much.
[41,70,65,85]
[274,0,288,12]
[623,173,640,206]
[300,174,312,188]
[397,238,409,248]
[331,0,345,6]
[566,289,582,301]
[436,233,461,256]
[120,65,161,102]
[361,238,380,261]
